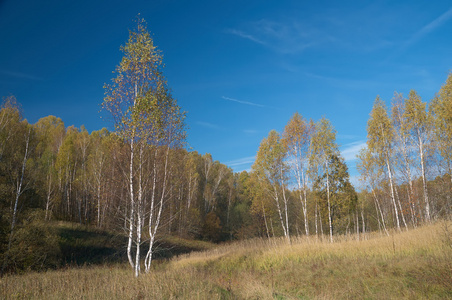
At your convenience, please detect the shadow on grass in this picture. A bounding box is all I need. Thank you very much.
[58,225,213,268]
[58,227,127,266]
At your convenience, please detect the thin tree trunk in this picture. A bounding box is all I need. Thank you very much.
[145,147,169,273]
[386,158,401,231]
[272,185,288,239]
[326,163,333,243]
[127,138,135,269]
[394,184,408,231]
[372,189,389,236]
[418,134,430,222]
[2,129,30,275]
[280,167,290,243]
[356,212,360,240]
[144,148,158,273]
[294,147,309,236]
[302,180,309,236]
[262,201,270,238]
[319,205,324,237]
[134,144,144,277]
[45,169,53,221]
[361,208,366,238]
[315,200,318,237]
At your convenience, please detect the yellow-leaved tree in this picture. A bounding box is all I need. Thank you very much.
[102,17,185,277]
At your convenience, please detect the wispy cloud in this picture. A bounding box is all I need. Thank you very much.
[341,141,366,162]
[225,29,266,45]
[396,7,452,54]
[221,96,267,108]
[226,19,318,54]
[349,175,363,191]
[226,156,255,167]
[0,69,43,81]
[303,72,381,90]
[243,129,259,134]
[409,8,452,45]
[338,134,360,140]
[196,121,220,129]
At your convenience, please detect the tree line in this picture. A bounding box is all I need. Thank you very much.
[357,74,452,234]
[0,94,248,273]
[251,115,358,244]
[249,70,452,245]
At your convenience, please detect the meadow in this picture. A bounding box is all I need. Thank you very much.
[1,221,451,299]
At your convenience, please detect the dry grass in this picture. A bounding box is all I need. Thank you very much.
[2,221,451,299]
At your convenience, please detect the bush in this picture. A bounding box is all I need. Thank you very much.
[7,210,61,272]
[202,211,222,242]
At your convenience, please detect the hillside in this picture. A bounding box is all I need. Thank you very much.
[2,221,451,299]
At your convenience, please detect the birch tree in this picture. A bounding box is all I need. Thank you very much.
[403,90,432,222]
[430,73,452,219]
[34,116,65,221]
[356,147,389,235]
[367,97,406,231]
[391,93,418,226]
[282,112,313,236]
[0,109,35,274]
[143,89,185,273]
[430,73,452,186]
[102,17,185,276]
[253,130,291,241]
[310,117,338,242]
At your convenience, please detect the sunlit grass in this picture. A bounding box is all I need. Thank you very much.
[2,221,451,299]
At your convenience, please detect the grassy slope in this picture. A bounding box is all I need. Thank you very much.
[1,222,451,299]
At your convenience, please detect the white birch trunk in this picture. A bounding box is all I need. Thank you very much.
[2,128,30,274]
[326,162,333,243]
[145,147,169,273]
[127,138,135,269]
[361,208,366,238]
[356,212,360,240]
[45,168,53,221]
[144,149,158,273]
[418,133,430,222]
[302,169,309,236]
[134,144,145,277]
[386,158,401,231]
[262,201,270,238]
[315,201,318,237]
[393,183,408,230]
[293,145,309,236]
[372,189,389,236]
[272,184,288,239]
[280,167,290,242]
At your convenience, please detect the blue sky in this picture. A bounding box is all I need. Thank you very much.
[1,0,452,185]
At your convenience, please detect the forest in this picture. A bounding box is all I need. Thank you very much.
[0,18,451,277]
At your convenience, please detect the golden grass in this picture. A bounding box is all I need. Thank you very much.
[2,221,451,299]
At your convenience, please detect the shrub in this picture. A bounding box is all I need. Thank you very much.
[7,210,61,272]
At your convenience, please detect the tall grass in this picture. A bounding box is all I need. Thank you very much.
[2,221,451,299]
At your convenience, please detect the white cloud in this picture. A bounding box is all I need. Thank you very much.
[243,129,258,134]
[196,121,219,129]
[409,8,452,44]
[225,29,266,45]
[221,96,266,108]
[397,7,452,53]
[349,175,364,191]
[225,156,255,167]
[0,69,43,81]
[226,19,318,54]
[337,134,360,140]
[341,141,366,162]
